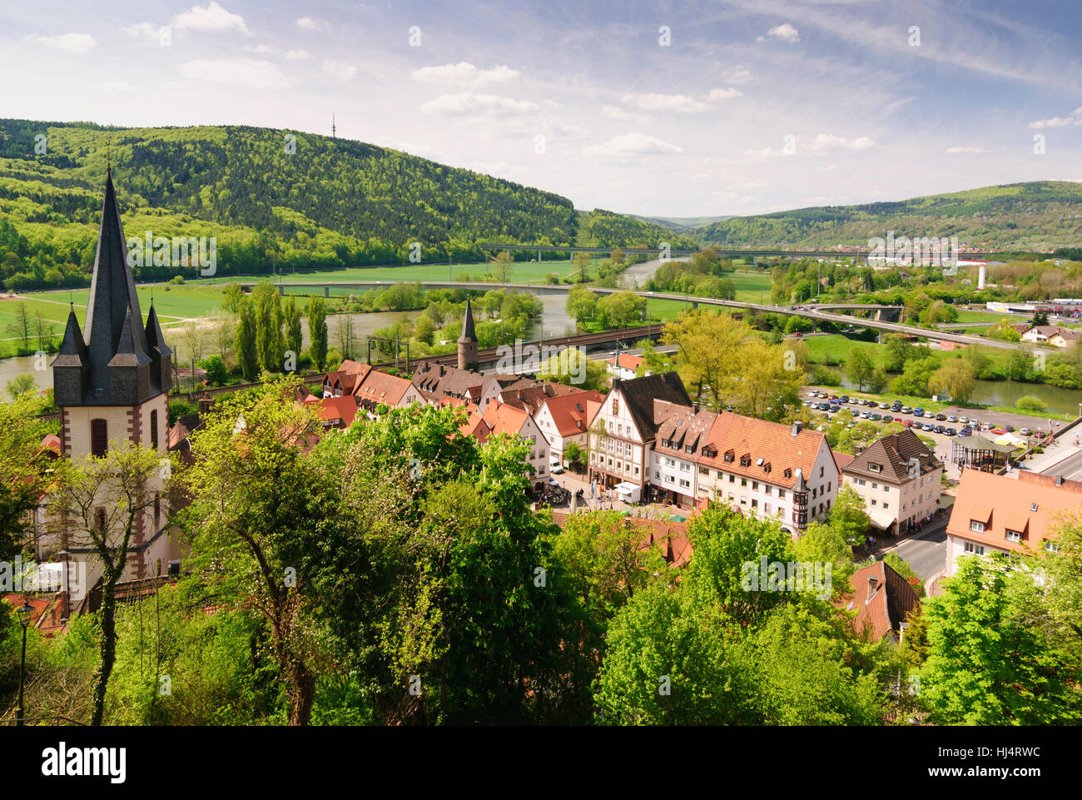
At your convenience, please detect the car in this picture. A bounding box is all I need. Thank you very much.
[934,425,945,434]
[550,460,565,474]
[867,399,878,407]
[1005,425,1016,432]
[891,402,902,412]
[1020,427,1032,436]
[870,412,883,421]
[981,423,993,431]
[859,412,869,419]
[913,409,924,418]
[947,415,958,423]
[839,395,849,404]
[808,391,820,398]
[894,416,905,423]
[903,419,913,427]
[992,427,1006,435]
[958,427,973,437]
[922,423,934,431]
[878,402,890,410]
[958,416,969,424]
[901,406,912,414]
[945,428,957,436]
[935,413,947,421]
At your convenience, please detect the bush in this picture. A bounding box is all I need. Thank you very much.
[198,355,230,386]
[1016,395,1047,412]
[171,274,185,285]
[810,365,842,386]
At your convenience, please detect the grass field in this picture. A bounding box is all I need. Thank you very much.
[954,309,1013,324]
[236,258,592,287]
[728,270,773,302]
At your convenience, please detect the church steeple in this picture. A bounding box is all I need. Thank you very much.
[53,306,89,406]
[145,301,173,393]
[457,298,478,371]
[53,173,162,405]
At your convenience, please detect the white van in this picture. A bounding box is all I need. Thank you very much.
[549,457,565,474]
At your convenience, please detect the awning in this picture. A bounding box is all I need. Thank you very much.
[869,506,896,530]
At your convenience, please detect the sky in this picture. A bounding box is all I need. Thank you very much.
[2,0,1081,217]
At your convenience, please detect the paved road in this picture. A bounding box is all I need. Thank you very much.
[1035,446,1082,482]
[883,523,948,582]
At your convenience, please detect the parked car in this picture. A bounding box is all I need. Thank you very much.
[839,395,849,404]
[958,427,973,437]
[1020,427,1033,436]
[934,425,945,434]
[992,427,1006,435]
[947,415,958,423]
[878,402,890,410]
[859,412,869,419]
[901,406,912,414]
[1005,425,1016,432]
[891,402,902,412]
[945,428,957,436]
[922,423,934,431]
[958,416,969,424]
[903,419,913,428]
[894,416,905,423]
[550,458,565,474]
[913,409,925,418]
[935,413,947,421]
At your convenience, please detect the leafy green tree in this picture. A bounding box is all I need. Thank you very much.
[49,442,164,726]
[1006,349,1032,381]
[0,394,53,558]
[1030,310,1049,327]
[574,252,591,282]
[493,250,513,283]
[307,296,328,371]
[597,291,646,329]
[253,282,283,372]
[1016,395,1047,412]
[827,485,871,547]
[565,286,598,326]
[282,296,303,363]
[882,334,915,373]
[563,441,585,471]
[5,374,36,400]
[537,348,607,390]
[235,297,259,380]
[919,556,1081,725]
[846,347,875,391]
[890,355,941,397]
[929,359,976,402]
[198,354,229,386]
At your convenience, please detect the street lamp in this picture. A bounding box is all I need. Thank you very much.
[16,599,32,726]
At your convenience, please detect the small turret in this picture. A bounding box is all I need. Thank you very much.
[52,306,89,405]
[457,298,478,371]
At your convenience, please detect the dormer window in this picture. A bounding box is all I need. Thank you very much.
[724,450,734,463]
[869,463,882,473]
[783,468,792,478]
[756,458,764,466]
[740,455,751,467]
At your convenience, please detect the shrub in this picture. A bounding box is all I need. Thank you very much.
[1016,395,1047,412]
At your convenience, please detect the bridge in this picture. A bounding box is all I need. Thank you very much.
[479,244,1027,261]
[242,279,1037,352]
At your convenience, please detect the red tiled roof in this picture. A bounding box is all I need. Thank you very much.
[550,511,694,568]
[480,400,530,437]
[696,414,827,489]
[542,390,606,437]
[947,469,1082,555]
[311,396,360,428]
[607,353,644,371]
[842,562,920,642]
[353,369,412,408]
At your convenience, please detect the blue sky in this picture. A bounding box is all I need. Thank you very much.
[2,0,1080,216]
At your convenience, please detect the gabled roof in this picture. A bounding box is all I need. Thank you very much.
[695,414,829,489]
[480,400,531,437]
[354,369,413,408]
[411,361,487,401]
[607,353,644,371]
[843,561,921,642]
[606,372,690,439]
[540,389,606,437]
[947,469,1082,554]
[654,403,719,459]
[501,381,579,415]
[843,428,941,483]
[311,396,360,428]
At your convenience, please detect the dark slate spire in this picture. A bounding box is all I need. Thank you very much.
[459,298,477,343]
[145,301,173,393]
[52,306,89,406]
[84,171,152,401]
[107,305,152,402]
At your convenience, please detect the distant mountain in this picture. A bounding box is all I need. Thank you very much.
[0,119,689,290]
[630,214,734,232]
[698,182,1082,251]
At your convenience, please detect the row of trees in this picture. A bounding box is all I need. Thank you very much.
[233,283,327,379]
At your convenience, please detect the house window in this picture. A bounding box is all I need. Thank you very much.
[820,466,824,477]
[679,479,690,488]
[752,481,759,491]
[95,507,107,535]
[883,503,888,510]
[655,471,661,479]
[871,499,877,506]
[764,503,772,514]
[729,475,735,483]
[765,486,772,495]
[1005,531,1021,543]
[778,489,786,499]
[91,418,108,458]
[970,520,986,533]
[150,409,159,450]
[964,542,985,555]
[871,482,878,490]
[751,499,758,509]
[1045,541,1060,553]
[741,478,747,487]
[699,466,709,475]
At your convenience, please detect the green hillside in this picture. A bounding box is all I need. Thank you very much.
[0,119,687,291]
[698,181,1082,251]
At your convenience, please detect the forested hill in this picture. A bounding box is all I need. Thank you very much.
[0,119,688,290]
[698,181,1082,252]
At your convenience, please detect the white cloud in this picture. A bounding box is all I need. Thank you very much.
[322,61,356,81]
[621,89,741,114]
[707,88,743,102]
[766,23,800,43]
[725,67,753,85]
[583,133,683,159]
[945,145,991,154]
[808,133,874,152]
[180,59,291,89]
[1029,116,1074,129]
[122,23,164,43]
[412,62,520,86]
[102,81,138,94]
[285,49,311,61]
[296,17,328,31]
[421,92,539,117]
[24,33,96,54]
[173,2,248,34]
[602,105,637,121]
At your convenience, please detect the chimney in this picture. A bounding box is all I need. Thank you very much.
[1056,475,1064,486]
[791,421,803,436]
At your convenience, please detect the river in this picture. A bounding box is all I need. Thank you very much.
[832,375,1082,416]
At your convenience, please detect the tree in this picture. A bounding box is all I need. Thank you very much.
[33,311,54,351]
[867,366,889,394]
[493,250,513,283]
[336,312,356,360]
[827,485,871,547]
[413,314,436,346]
[209,309,234,363]
[988,318,1022,342]
[307,296,328,371]
[919,556,1080,724]
[565,286,597,326]
[221,283,245,313]
[1005,349,1031,381]
[882,334,915,372]
[537,348,607,391]
[1016,395,1047,412]
[928,359,976,402]
[728,338,804,422]
[5,374,36,400]
[574,252,591,283]
[235,298,259,380]
[282,296,303,364]
[198,355,229,386]
[0,393,52,558]
[6,302,30,352]
[1030,310,1049,327]
[662,310,753,409]
[610,247,625,270]
[596,291,646,329]
[50,442,163,725]
[177,378,323,725]
[846,347,875,391]
[253,282,283,372]
[564,441,585,471]
[891,356,941,397]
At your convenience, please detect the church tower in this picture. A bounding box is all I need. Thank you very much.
[52,170,174,580]
[457,298,478,371]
